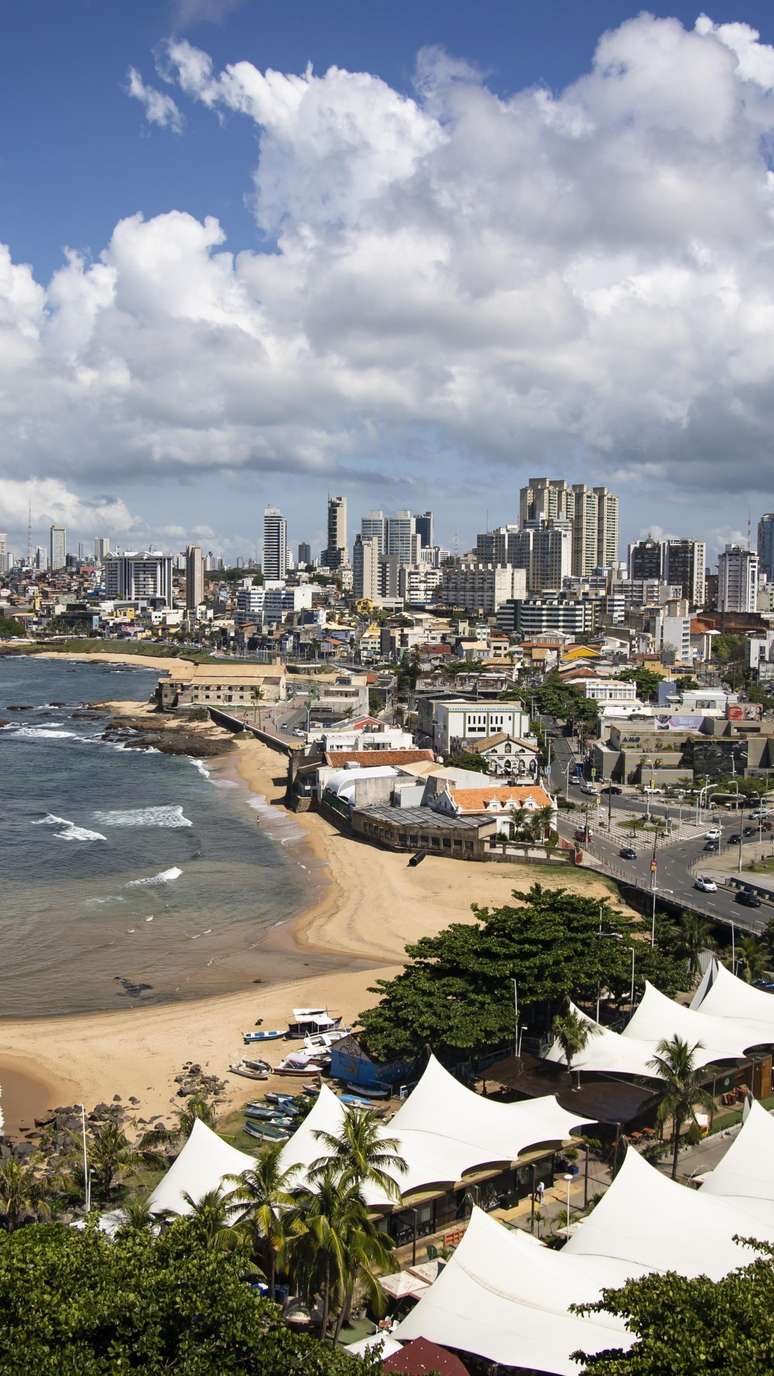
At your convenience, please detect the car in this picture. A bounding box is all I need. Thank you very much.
[704,840,719,852]
[293,729,306,738]
[600,786,623,796]
[743,826,757,838]
[619,846,637,860]
[704,829,722,841]
[580,783,598,796]
[694,875,718,893]
[736,888,763,908]
[642,786,664,795]
[729,834,742,845]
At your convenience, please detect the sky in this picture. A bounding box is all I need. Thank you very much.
[3,1,774,564]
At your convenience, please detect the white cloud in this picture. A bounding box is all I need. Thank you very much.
[0,480,142,536]
[127,67,184,133]
[4,12,774,545]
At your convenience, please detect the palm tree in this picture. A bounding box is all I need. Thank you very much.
[0,1157,51,1231]
[291,1166,394,1344]
[89,1120,137,1202]
[647,1036,715,1180]
[115,1195,158,1236]
[139,1094,215,1162]
[224,1144,300,1299]
[551,1006,600,1088]
[309,1107,407,1201]
[181,1188,241,1251]
[674,911,715,980]
[737,936,768,985]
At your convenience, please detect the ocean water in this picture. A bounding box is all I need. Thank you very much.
[0,657,319,1015]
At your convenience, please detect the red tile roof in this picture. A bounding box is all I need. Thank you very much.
[325,749,435,768]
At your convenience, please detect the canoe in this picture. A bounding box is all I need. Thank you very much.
[244,1029,285,1044]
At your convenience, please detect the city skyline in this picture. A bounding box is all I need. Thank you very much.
[2,5,774,559]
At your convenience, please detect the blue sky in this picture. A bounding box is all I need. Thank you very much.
[3,1,774,561]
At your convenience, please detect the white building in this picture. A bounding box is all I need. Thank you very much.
[94,537,110,563]
[263,506,288,581]
[399,563,443,606]
[235,581,265,626]
[263,583,313,622]
[361,511,387,558]
[580,679,638,704]
[430,699,532,753]
[49,524,67,570]
[386,511,421,566]
[441,564,527,614]
[104,552,173,604]
[661,613,692,662]
[352,534,380,601]
[718,545,758,613]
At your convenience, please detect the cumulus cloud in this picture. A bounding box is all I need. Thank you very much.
[127,67,184,133]
[5,13,774,543]
[0,480,142,536]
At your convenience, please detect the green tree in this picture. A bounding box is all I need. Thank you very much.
[672,911,715,980]
[310,1107,407,1201]
[0,1220,371,1375]
[359,885,687,1063]
[0,616,25,639]
[551,1006,600,1088]
[647,1036,714,1180]
[140,1094,215,1162]
[446,751,490,774]
[0,1158,51,1232]
[736,935,768,986]
[574,1241,774,1374]
[88,1121,137,1202]
[181,1188,242,1252]
[617,667,661,703]
[115,1195,158,1236]
[224,1145,300,1299]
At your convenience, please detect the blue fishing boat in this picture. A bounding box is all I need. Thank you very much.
[243,1029,285,1044]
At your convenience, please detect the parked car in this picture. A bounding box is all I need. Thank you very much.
[704,840,719,852]
[743,827,757,838]
[729,834,742,845]
[580,783,598,796]
[600,786,623,796]
[735,888,762,908]
[694,875,718,893]
[619,846,637,860]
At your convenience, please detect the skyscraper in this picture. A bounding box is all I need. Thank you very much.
[94,537,110,563]
[297,542,312,567]
[386,512,420,566]
[594,486,619,567]
[263,506,288,581]
[352,534,380,601]
[758,513,774,581]
[49,524,67,570]
[361,511,387,558]
[415,511,434,549]
[662,539,706,606]
[323,496,347,570]
[628,539,662,581]
[185,545,204,612]
[571,485,599,576]
[718,545,758,612]
[104,552,173,604]
[519,478,573,525]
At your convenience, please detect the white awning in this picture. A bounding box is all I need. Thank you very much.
[393,1206,634,1376]
[545,1002,659,1079]
[622,982,757,1067]
[691,961,774,1047]
[564,1146,774,1278]
[700,1100,774,1226]
[147,1117,255,1217]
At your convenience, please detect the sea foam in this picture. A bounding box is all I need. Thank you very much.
[32,814,107,842]
[127,866,183,888]
[92,805,192,829]
[7,727,80,740]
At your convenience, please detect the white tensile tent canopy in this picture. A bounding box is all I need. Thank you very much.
[392,1205,635,1376]
[564,1145,774,1278]
[545,1002,659,1078]
[150,1056,588,1218]
[622,982,760,1066]
[692,960,774,1044]
[700,1099,774,1225]
[147,1117,255,1216]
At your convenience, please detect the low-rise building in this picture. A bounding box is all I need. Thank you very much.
[464,733,541,779]
[428,698,532,754]
[158,662,287,708]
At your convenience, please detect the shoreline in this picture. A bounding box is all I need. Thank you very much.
[0,651,625,1139]
[1,647,194,674]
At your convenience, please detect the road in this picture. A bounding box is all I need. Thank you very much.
[544,720,772,939]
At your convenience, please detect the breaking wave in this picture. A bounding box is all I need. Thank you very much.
[92,805,192,829]
[31,813,107,842]
[127,867,183,888]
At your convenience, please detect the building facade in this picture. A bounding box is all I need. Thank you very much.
[441,564,528,614]
[718,545,759,613]
[185,545,204,612]
[104,552,173,604]
[323,496,347,570]
[49,524,67,571]
[263,506,288,581]
[352,534,380,601]
[361,511,387,558]
[662,539,706,606]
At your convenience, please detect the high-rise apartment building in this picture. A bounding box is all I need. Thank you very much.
[628,539,662,581]
[185,545,204,612]
[386,512,420,566]
[352,534,380,601]
[594,486,619,567]
[531,522,573,591]
[571,485,599,576]
[519,478,573,525]
[361,511,387,558]
[297,542,312,567]
[758,513,774,581]
[323,496,347,570]
[718,545,758,613]
[104,552,173,604]
[94,537,110,563]
[0,533,7,573]
[440,564,527,614]
[662,539,706,606]
[49,524,67,570]
[262,506,288,581]
[415,511,434,549]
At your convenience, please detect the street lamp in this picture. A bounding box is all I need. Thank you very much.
[627,946,636,1010]
[79,1104,91,1214]
[563,1172,573,1230]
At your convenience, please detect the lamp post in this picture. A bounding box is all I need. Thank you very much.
[563,1172,573,1231]
[79,1104,90,1214]
[628,946,636,1010]
[512,980,518,1064]
[517,1024,528,1061]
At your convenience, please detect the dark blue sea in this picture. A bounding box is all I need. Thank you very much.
[0,657,318,1014]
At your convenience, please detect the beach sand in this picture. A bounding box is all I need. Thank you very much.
[19,649,194,674]
[0,716,624,1137]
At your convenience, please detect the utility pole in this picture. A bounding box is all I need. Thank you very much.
[650,831,658,947]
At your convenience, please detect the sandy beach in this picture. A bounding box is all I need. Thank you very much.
[0,664,623,1137]
[16,648,194,674]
